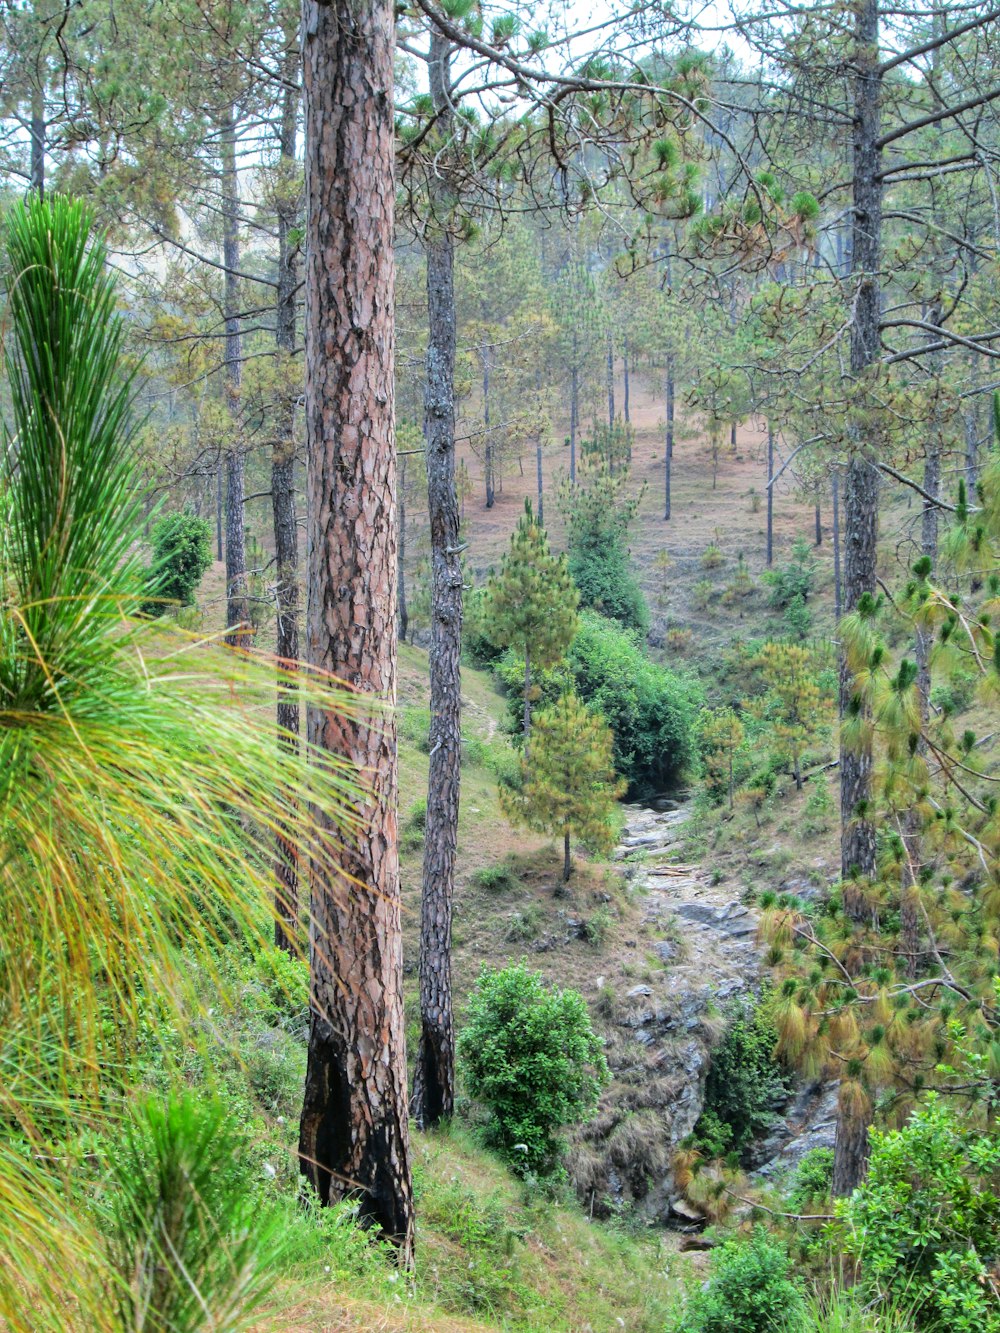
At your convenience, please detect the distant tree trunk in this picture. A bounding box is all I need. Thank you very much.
[814,501,822,546]
[665,356,674,521]
[563,828,571,882]
[535,371,544,524]
[523,644,532,743]
[397,454,408,643]
[30,86,45,197]
[220,107,251,649]
[965,350,981,491]
[412,31,461,1132]
[482,339,494,508]
[730,420,737,453]
[298,0,414,1260]
[569,345,578,485]
[839,0,882,888]
[773,426,778,567]
[832,470,842,623]
[606,328,615,429]
[272,55,301,954]
[623,336,630,423]
[216,462,223,561]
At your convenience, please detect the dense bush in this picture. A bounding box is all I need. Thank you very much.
[462,584,506,667]
[458,963,609,1177]
[694,994,791,1159]
[494,612,701,797]
[763,536,816,610]
[568,535,649,636]
[143,511,212,614]
[837,1095,1000,1333]
[675,1228,805,1333]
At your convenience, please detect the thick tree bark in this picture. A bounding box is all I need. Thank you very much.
[272,54,301,954]
[299,0,414,1259]
[832,1086,871,1197]
[412,31,461,1132]
[773,423,778,565]
[221,107,251,649]
[839,0,882,887]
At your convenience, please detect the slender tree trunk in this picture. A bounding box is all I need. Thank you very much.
[665,355,674,521]
[730,420,737,453]
[623,336,630,423]
[30,85,45,197]
[482,340,494,508]
[413,32,461,1132]
[216,461,223,561]
[814,501,822,546]
[221,107,251,649]
[606,328,615,429]
[839,0,882,889]
[298,0,414,1258]
[397,455,408,643]
[563,828,571,882]
[535,372,544,524]
[965,349,981,492]
[523,643,532,743]
[570,349,578,485]
[272,49,302,954]
[773,423,778,565]
[832,470,842,623]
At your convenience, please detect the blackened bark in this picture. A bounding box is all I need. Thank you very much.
[815,502,822,546]
[839,0,882,886]
[273,54,301,954]
[773,423,778,565]
[413,31,461,1131]
[299,0,414,1259]
[221,107,251,649]
[563,828,571,882]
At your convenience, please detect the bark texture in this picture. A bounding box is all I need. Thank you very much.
[412,31,461,1131]
[221,107,251,649]
[299,0,414,1258]
[839,0,882,886]
[272,54,301,954]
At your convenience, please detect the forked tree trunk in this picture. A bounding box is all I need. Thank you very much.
[412,31,461,1132]
[299,0,414,1259]
[221,107,251,649]
[272,51,301,954]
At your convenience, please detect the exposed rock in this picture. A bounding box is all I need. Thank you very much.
[751,1081,840,1178]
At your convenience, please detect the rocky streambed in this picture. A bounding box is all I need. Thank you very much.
[572,801,836,1226]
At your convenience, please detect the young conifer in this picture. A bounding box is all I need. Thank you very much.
[502,692,626,881]
[485,499,579,742]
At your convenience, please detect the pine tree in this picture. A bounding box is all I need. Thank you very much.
[699,708,745,809]
[485,500,579,741]
[502,693,626,882]
[753,642,833,790]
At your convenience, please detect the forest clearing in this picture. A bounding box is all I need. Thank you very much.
[2,2,1000,1331]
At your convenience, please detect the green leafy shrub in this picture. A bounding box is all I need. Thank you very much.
[694,995,791,1158]
[569,535,649,634]
[701,543,725,570]
[103,1093,281,1333]
[801,776,834,835]
[462,584,506,667]
[836,1094,1000,1333]
[930,669,977,717]
[676,1228,805,1332]
[458,963,609,1177]
[788,1146,834,1210]
[472,859,521,894]
[401,798,427,853]
[399,705,432,752]
[143,511,212,614]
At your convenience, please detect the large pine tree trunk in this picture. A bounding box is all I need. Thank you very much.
[839,0,882,887]
[272,51,301,954]
[298,0,414,1258]
[412,32,461,1131]
[221,107,251,649]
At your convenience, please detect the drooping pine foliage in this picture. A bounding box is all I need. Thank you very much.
[0,197,363,1329]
